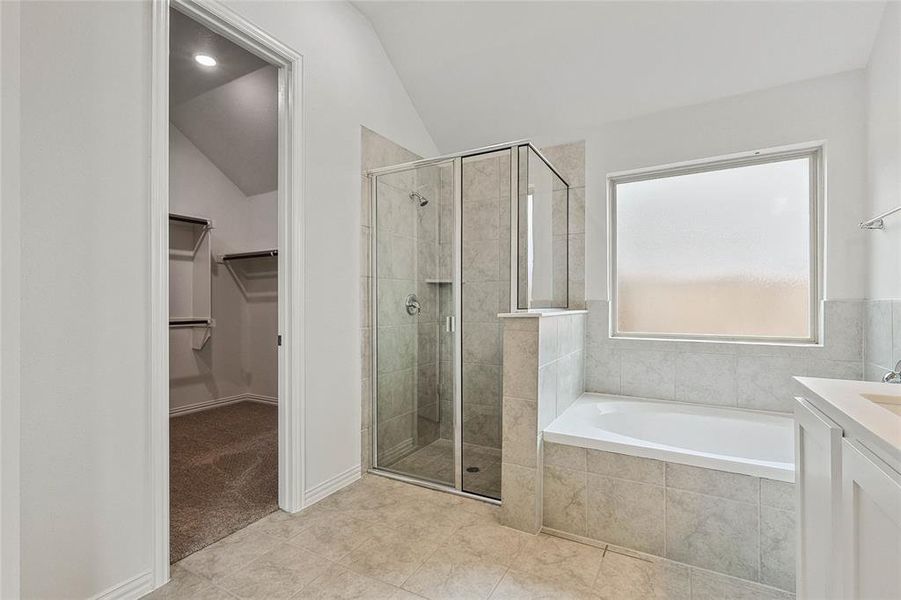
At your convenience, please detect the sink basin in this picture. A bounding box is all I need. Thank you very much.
[861,392,901,416]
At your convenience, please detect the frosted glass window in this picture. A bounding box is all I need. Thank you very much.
[612,152,817,341]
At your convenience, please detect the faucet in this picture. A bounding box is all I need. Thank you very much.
[882,360,901,383]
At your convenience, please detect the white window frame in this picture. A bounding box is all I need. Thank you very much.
[607,144,824,345]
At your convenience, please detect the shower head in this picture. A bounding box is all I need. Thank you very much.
[409,191,429,207]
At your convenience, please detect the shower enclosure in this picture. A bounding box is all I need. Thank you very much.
[367,141,569,501]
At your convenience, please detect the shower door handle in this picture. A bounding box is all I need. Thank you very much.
[445,316,455,333]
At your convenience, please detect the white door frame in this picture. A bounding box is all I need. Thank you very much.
[150,0,305,587]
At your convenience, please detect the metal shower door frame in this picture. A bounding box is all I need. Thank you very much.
[366,140,569,503]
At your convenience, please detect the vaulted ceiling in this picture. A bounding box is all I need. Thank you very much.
[170,8,277,196]
[355,1,887,152]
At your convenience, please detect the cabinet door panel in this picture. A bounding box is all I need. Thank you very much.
[795,398,843,600]
[842,439,901,600]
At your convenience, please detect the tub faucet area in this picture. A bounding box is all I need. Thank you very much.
[883,360,901,383]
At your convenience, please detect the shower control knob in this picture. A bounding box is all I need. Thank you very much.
[405,294,421,316]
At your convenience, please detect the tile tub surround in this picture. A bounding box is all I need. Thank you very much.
[585,299,865,413]
[863,299,901,382]
[542,442,797,592]
[499,311,586,532]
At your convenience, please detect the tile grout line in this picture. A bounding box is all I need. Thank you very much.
[663,462,668,558]
[758,480,762,584]
[484,566,511,599]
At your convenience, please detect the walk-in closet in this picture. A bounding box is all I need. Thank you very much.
[167,7,279,562]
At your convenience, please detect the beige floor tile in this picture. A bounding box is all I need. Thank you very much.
[379,497,477,540]
[510,533,604,589]
[288,512,387,560]
[455,496,501,521]
[178,525,282,581]
[395,480,466,510]
[300,563,410,599]
[314,477,407,514]
[595,551,690,600]
[247,504,331,541]
[489,569,600,600]
[447,523,532,566]
[216,543,330,599]
[145,566,235,600]
[168,475,738,600]
[402,546,508,600]
[338,527,441,586]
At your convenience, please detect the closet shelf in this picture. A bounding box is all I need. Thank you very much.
[169,213,212,228]
[169,318,213,350]
[220,250,278,300]
[219,249,277,261]
[169,212,213,350]
[169,317,213,328]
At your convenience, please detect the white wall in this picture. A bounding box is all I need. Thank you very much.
[169,125,277,412]
[532,70,868,302]
[221,0,439,493]
[245,190,279,400]
[12,0,437,597]
[865,2,901,299]
[18,2,151,597]
[0,1,21,597]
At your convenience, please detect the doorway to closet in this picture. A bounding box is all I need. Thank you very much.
[167,6,280,563]
[151,0,303,585]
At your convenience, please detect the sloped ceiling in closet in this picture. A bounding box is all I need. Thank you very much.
[170,9,277,196]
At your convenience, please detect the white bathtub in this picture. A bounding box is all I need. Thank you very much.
[544,392,794,482]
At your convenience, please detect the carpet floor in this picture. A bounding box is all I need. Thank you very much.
[169,401,278,563]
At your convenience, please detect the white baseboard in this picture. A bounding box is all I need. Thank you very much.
[303,465,361,507]
[244,393,278,405]
[170,393,278,416]
[91,571,153,600]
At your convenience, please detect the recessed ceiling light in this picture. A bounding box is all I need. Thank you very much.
[194,54,217,67]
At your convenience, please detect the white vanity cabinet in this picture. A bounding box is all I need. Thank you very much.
[794,378,901,600]
[794,399,843,600]
[841,439,901,600]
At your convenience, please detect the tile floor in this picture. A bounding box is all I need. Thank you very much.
[385,439,502,499]
[148,475,795,600]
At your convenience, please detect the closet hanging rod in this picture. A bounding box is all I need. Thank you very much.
[169,213,212,227]
[169,318,212,328]
[220,249,278,261]
[859,205,901,230]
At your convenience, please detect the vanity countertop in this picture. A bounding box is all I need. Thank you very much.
[795,377,901,466]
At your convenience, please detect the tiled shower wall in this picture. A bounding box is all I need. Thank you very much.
[539,141,586,309]
[361,135,589,472]
[459,152,512,450]
[585,300,865,413]
[360,127,421,471]
[863,299,901,381]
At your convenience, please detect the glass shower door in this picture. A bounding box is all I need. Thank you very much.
[460,149,512,500]
[373,161,457,487]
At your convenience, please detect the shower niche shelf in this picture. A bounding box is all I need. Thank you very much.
[169,213,213,350]
[425,278,452,284]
